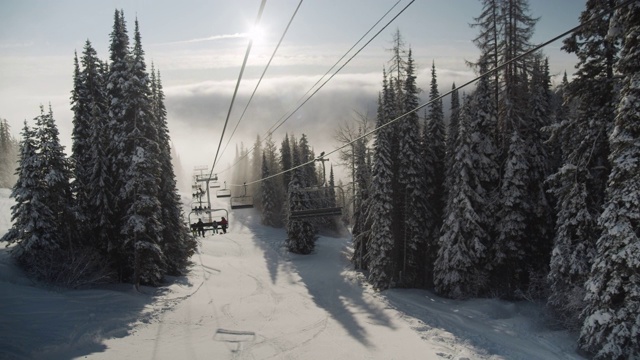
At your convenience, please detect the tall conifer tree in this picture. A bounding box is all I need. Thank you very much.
[396,49,426,286]
[261,152,279,227]
[151,67,195,275]
[367,72,396,290]
[579,3,640,358]
[351,131,371,270]
[435,103,488,299]
[286,143,315,254]
[72,40,109,248]
[547,0,620,321]
[106,9,132,262]
[422,62,447,286]
[37,106,75,253]
[121,18,165,286]
[1,121,48,266]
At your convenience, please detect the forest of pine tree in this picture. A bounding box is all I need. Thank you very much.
[1,10,196,288]
[228,129,346,255]
[2,1,637,357]
[345,1,637,358]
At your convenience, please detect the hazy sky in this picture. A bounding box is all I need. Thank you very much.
[0,0,586,184]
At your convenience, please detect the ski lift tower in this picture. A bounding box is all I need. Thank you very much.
[192,165,218,221]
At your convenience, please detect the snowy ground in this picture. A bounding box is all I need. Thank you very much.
[0,188,584,360]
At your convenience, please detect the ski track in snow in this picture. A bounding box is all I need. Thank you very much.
[0,190,584,359]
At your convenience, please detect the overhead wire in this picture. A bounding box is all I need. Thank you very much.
[264,0,403,136]
[267,0,414,136]
[218,0,409,181]
[237,0,631,187]
[217,0,305,166]
[208,0,267,181]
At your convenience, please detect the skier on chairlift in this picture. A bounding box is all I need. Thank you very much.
[219,217,228,234]
[196,218,205,237]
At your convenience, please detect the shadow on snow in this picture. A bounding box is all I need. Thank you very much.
[0,246,194,360]
[234,209,397,348]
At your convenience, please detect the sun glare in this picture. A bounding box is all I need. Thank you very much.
[248,24,266,43]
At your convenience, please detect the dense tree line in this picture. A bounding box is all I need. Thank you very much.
[0,118,19,188]
[348,0,638,358]
[230,130,344,254]
[1,10,196,288]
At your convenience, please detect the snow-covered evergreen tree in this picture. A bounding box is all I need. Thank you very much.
[151,67,195,276]
[547,165,597,329]
[1,121,52,267]
[286,144,315,254]
[479,0,541,297]
[493,131,529,296]
[396,49,426,287]
[263,133,284,226]
[445,83,460,199]
[579,3,640,358]
[87,64,115,254]
[72,40,109,249]
[544,69,568,173]
[251,135,262,210]
[2,109,74,281]
[327,165,339,219]
[425,61,446,226]
[434,102,487,299]
[547,0,620,323]
[493,67,546,297]
[37,106,75,253]
[524,56,554,287]
[106,9,133,262]
[351,131,371,271]
[280,134,292,204]
[120,18,165,286]
[498,0,537,150]
[298,134,316,187]
[560,0,619,211]
[421,62,446,287]
[261,152,279,227]
[468,62,501,293]
[367,72,397,290]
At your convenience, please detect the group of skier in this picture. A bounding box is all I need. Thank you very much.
[194,217,228,238]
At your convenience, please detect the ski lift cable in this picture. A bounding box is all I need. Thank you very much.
[234,0,630,188]
[219,0,406,177]
[268,0,415,136]
[208,0,267,181]
[217,0,409,177]
[263,0,404,136]
[216,0,305,168]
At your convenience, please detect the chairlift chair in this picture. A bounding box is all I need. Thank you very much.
[191,202,207,213]
[216,181,231,198]
[188,207,229,233]
[230,196,254,209]
[289,207,342,219]
[289,186,344,219]
[230,182,254,209]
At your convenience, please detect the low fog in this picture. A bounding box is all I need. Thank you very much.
[164,61,477,192]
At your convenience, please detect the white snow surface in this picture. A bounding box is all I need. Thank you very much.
[0,188,584,360]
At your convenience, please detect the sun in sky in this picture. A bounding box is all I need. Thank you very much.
[247,24,267,43]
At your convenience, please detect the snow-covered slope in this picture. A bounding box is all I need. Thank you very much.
[0,189,583,359]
